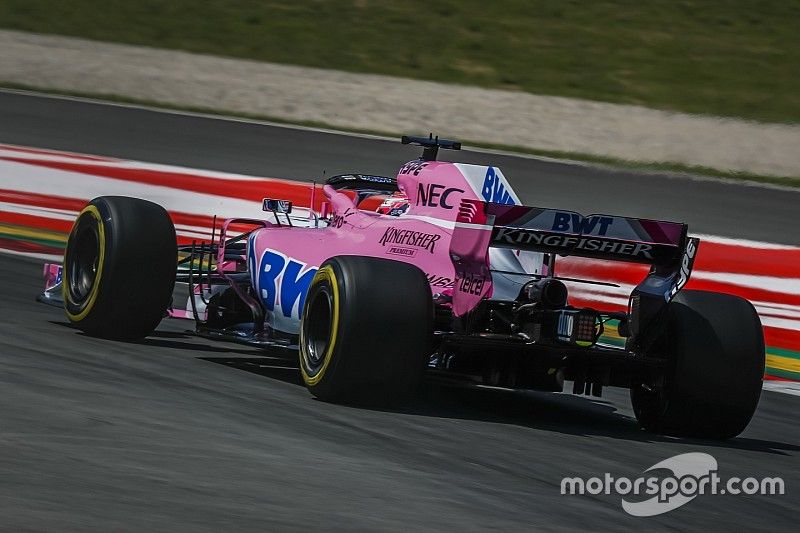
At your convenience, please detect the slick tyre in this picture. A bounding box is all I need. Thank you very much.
[63,196,177,340]
[299,256,433,403]
[631,290,765,439]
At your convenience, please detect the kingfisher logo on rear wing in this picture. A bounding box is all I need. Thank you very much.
[484,204,687,265]
[492,228,659,260]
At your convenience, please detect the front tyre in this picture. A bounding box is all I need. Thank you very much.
[299,256,433,403]
[63,196,177,340]
[631,290,765,439]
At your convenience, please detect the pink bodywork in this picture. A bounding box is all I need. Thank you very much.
[246,160,520,333]
[43,263,62,291]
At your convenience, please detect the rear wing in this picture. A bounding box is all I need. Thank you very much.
[461,200,686,265]
[450,200,700,349]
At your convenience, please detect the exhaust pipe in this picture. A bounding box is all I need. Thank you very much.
[520,278,568,308]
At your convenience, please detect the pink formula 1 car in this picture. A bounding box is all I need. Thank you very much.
[39,136,765,439]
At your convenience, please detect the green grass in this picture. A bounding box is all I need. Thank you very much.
[4,83,798,188]
[0,1,798,123]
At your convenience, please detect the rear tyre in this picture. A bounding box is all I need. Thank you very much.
[63,196,177,340]
[631,290,765,439]
[299,256,433,403]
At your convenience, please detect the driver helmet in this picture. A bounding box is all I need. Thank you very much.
[376,191,410,216]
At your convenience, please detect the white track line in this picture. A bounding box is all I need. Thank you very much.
[762,381,800,397]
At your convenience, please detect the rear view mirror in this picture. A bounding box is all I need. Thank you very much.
[262,198,292,214]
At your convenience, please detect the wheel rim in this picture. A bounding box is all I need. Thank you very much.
[67,219,100,304]
[303,286,333,375]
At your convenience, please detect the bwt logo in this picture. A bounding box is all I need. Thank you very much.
[416,183,464,209]
[552,212,614,236]
[481,167,516,205]
[255,249,317,319]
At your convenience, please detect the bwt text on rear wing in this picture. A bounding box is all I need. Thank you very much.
[449,200,700,349]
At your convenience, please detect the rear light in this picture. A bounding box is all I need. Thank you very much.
[574,311,598,346]
[557,309,599,347]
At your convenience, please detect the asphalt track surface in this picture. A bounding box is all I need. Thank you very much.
[0,91,798,531]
